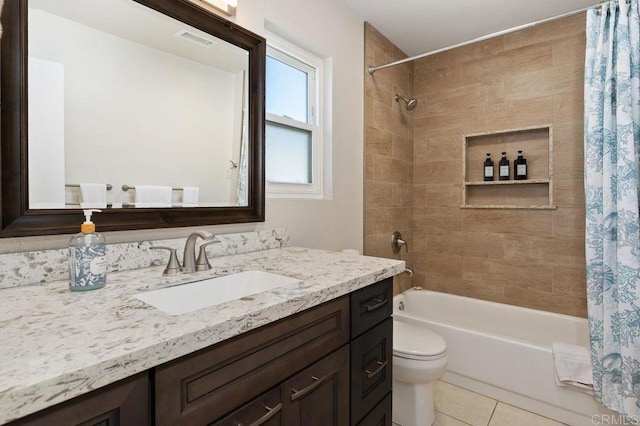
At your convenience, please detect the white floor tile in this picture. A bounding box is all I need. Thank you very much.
[488,402,566,426]
[434,380,497,426]
[434,411,473,426]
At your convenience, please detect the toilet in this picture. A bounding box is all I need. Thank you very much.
[393,320,448,426]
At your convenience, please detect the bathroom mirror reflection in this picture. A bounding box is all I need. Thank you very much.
[28,0,249,209]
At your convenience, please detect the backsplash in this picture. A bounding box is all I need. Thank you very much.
[0,228,289,289]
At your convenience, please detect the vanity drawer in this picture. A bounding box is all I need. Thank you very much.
[350,317,393,425]
[155,296,349,426]
[211,387,282,426]
[350,278,392,338]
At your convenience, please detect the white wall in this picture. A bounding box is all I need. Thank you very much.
[29,9,240,205]
[2,0,364,254]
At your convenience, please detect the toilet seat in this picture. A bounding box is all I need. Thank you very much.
[394,320,447,361]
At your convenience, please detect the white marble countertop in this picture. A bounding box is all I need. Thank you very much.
[0,247,404,424]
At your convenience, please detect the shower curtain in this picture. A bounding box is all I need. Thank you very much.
[584,0,640,418]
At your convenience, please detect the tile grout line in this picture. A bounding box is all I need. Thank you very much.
[486,400,499,426]
[434,410,475,426]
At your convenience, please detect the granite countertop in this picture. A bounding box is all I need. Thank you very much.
[0,247,404,424]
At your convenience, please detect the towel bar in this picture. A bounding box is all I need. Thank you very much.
[65,183,113,190]
[122,185,184,191]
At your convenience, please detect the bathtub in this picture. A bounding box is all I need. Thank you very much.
[393,288,615,426]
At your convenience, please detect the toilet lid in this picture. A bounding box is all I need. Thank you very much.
[394,320,447,359]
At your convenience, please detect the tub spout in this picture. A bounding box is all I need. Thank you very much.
[404,267,414,277]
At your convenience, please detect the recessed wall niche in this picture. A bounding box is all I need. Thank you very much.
[462,125,555,210]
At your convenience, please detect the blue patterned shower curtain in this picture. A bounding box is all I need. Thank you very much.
[584,0,640,418]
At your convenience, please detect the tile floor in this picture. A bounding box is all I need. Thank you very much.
[431,380,566,426]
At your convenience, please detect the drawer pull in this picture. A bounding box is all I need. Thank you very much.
[364,298,388,312]
[365,360,388,379]
[247,403,283,426]
[290,374,328,401]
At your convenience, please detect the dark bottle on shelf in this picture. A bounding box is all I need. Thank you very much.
[499,151,510,180]
[483,153,494,181]
[514,150,527,180]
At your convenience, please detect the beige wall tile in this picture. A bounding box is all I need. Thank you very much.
[365,18,587,317]
[426,184,462,208]
[364,181,394,209]
[504,287,587,317]
[415,161,461,185]
[462,209,553,236]
[448,280,506,304]
[365,125,393,157]
[462,256,553,293]
[553,265,587,298]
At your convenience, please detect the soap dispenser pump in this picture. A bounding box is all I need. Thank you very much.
[69,209,107,291]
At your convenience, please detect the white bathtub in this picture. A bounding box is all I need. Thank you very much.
[393,288,615,426]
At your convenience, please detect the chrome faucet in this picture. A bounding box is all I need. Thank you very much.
[183,230,216,273]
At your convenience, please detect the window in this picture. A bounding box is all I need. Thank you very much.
[265,36,323,198]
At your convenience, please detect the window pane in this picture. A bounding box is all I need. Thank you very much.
[266,122,311,184]
[266,56,308,123]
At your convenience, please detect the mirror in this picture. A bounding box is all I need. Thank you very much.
[1,0,265,237]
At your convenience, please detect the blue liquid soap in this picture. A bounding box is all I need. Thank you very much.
[69,209,107,291]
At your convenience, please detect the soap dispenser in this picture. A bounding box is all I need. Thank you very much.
[69,209,107,291]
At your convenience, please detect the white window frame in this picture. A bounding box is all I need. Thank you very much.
[265,33,324,199]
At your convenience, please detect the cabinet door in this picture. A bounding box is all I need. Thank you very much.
[7,373,149,426]
[350,318,392,424]
[281,345,350,426]
[355,392,391,426]
[210,387,282,426]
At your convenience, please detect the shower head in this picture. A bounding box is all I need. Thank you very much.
[395,94,418,111]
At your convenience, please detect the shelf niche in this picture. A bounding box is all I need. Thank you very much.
[462,125,556,210]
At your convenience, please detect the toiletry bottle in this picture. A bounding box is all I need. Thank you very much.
[69,209,107,291]
[499,152,510,180]
[483,153,494,181]
[514,150,527,180]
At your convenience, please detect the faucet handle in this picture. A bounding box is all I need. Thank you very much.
[196,239,220,272]
[391,231,409,254]
[150,246,182,276]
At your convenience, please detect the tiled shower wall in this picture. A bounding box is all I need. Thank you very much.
[364,14,588,317]
[363,23,414,295]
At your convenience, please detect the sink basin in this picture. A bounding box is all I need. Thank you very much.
[134,270,301,315]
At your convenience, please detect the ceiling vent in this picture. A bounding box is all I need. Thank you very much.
[175,30,217,48]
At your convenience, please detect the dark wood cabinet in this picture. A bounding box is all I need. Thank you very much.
[282,345,350,425]
[6,373,150,426]
[349,278,393,425]
[155,296,350,425]
[211,387,282,426]
[355,393,392,426]
[6,278,395,426]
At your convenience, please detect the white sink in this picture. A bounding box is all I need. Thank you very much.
[134,270,301,315]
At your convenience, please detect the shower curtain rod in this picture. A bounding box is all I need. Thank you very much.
[367,2,603,75]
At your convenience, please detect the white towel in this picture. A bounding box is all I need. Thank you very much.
[182,186,199,207]
[134,185,172,208]
[552,342,594,395]
[80,183,107,208]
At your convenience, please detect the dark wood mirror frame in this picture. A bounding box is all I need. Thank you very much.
[0,0,265,237]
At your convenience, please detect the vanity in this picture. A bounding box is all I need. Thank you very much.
[0,236,403,425]
[0,0,399,423]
